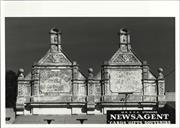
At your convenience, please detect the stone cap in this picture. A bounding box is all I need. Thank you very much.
[49,27,61,34]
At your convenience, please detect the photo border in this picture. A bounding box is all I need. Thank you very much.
[1,1,179,128]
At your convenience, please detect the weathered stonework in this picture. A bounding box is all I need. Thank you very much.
[109,69,142,93]
[39,69,72,94]
[16,28,166,115]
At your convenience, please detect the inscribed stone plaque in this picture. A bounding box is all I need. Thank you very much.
[39,69,72,95]
[109,69,142,93]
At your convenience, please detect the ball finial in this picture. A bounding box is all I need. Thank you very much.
[18,68,24,73]
[18,68,24,79]
[49,27,61,34]
[158,67,164,73]
[73,61,77,65]
[120,28,128,34]
[158,67,164,79]
[88,68,93,73]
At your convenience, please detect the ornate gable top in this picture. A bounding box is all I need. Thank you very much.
[109,28,142,65]
[37,28,72,65]
[37,50,72,65]
[109,49,142,65]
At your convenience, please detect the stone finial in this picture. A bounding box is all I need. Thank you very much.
[18,68,24,79]
[49,28,61,34]
[88,68,93,73]
[142,60,147,65]
[72,61,79,70]
[88,68,94,79]
[158,67,164,79]
[33,62,37,67]
[103,61,109,65]
[49,27,62,52]
[73,61,77,66]
[119,28,131,52]
[120,28,128,34]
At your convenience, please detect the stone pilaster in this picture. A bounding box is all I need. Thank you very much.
[157,68,166,107]
[31,66,40,96]
[87,68,95,109]
[102,61,110,96]
[157,68,165,95]
[16,68,26,115]
[142,61,149,80]
[49,28,62,52]
[72,61,79,96]
[142,61,149,98]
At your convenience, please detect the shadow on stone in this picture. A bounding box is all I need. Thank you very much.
[6,70,18,109]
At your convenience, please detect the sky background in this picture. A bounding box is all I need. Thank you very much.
[5,17,175,92]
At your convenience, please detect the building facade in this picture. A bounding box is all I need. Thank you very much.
[16,28,166,115]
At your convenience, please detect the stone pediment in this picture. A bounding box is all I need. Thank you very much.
[148,71,156,80]
[109,49,142,65]
[77,71,86,80]
[37,50,72,66]
[24,73,31,80]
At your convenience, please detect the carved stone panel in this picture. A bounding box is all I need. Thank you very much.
[109,69,142,93]
[88,82,94,95]
[144,82,156,95]
[39,69,72,96]
[18,82,30,96]
[111,53,140,65]
[158,81,165,95]
[43,53,71,65]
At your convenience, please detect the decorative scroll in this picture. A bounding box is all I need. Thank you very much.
[39,69,72,95]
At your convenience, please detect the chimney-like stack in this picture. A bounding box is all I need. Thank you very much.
[119,28,131,52]
[49,28,62,52]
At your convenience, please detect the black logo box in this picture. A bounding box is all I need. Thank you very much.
[107,110,171,124]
